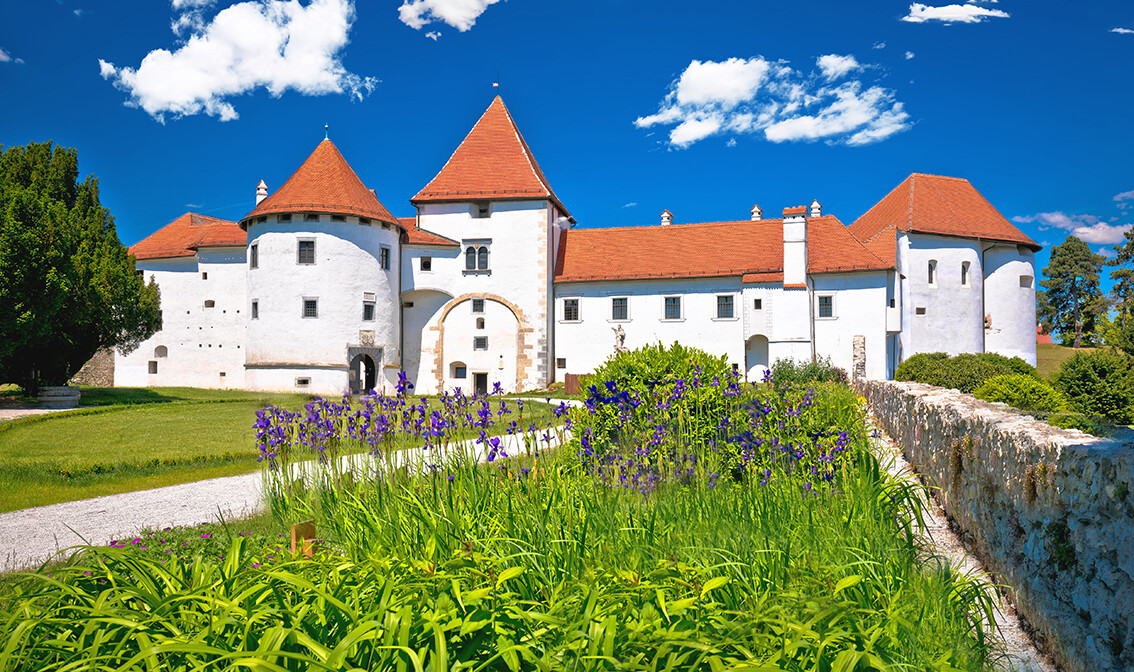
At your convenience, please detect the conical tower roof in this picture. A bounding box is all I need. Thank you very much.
[240,139,398,228]
[412,96,572,220]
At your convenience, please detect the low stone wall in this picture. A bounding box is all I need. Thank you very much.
[69,348,114,388]
[859,380,1134,672]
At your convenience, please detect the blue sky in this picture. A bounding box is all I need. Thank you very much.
[1,0,1132,290]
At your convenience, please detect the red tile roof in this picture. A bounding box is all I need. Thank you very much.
[783,206,808,216]
[398,217,460,247]
[412,96,572,220]
[554,215,891,284]
[240,139,398,228]
[849,173,1040,250]
[130,213,244,260]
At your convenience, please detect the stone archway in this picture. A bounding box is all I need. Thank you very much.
[745,335,770,383]
[430,293,533,393]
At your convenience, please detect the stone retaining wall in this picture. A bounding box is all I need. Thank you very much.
[859,380,1134,672]
[69,347,114,388]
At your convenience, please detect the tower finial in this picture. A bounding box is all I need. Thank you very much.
[324,123,329,140]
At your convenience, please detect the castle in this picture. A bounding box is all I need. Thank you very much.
[118,96,1040,396]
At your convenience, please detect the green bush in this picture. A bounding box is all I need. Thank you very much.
[973,374,1068,413]
[1046,411,1105,435]
[895,352,1039,393]
[769,356,848,389]
[1052,350,1134,424]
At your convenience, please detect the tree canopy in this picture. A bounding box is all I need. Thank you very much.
[0,141,160,390]
[1038,235,1105,349]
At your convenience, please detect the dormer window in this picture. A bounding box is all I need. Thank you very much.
[331,214,346,222]
[304,213,319,222]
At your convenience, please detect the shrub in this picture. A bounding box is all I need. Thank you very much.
[769,356,848,389]
[895,352,1039,393]
[1052,350,1134,424]
[973,374,1068,413]
[1046,412,1105,435]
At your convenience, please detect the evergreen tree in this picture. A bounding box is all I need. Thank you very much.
[1038,235,1105,349]
[0,141,160,392]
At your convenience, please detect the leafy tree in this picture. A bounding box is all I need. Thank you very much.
[1038,235,1105,349]
[0,142,160,392]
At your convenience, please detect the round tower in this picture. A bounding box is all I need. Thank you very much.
[239,139,403,395]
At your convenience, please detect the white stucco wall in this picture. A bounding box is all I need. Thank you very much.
[812,271,889,379]
[245,214,400,394]
[984,243,1037,366]
[440,297,519,394]
[116,248,248,388]
[898,232,985,359]
[553,278,747,376]
[412,200,554,390]
[399,288,453,394]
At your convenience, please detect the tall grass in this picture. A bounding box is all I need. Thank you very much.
[0,359,1000,670]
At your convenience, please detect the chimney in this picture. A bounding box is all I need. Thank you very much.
[255,179,268,205]
[660,209,673,226]
[750,204,763,221]
[782,206,809,286]
[809,199,822,217]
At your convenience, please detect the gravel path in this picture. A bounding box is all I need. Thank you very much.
[867,415,1058,672]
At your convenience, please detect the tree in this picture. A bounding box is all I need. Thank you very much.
[1038,235,1105,349]
[0,142,160,392]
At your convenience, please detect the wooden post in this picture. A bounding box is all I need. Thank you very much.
[290,519,317,558]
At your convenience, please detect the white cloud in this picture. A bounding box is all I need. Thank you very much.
[817,54,860,81]
[1111,27,1134,35]
[1012,211,1131,245]
[873,41,886,49]
[172,0,217,8]
[622,202,637,208]
[726,138,737,147]
[905,51,916,59]
[100,0,376,122]
[1099,246,1118,259]
[0,47,23,64]
[635,55,910,148]
[902,3,1010,24]
[398,0,501,32]
[425,31,441,40]
[1115,190,1134,209]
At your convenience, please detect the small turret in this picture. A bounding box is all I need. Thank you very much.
[750,204,763,221]
[810,199,822,217]
[255,180,268,206]
[660,209,673,226]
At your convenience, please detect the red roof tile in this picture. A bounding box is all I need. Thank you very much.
[783,206,808,216]
[850,173,1040,249]
[398,216,460,247]
[240,139,398,228]
[742,271,784,283]
[130,213,244,260]
[412,96,572,220]
[554,215,891,283]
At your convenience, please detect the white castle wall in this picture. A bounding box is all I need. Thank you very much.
[984,243,1038,366]
[898,232,985,359]
[116,248,248,388]
[245,214,400,396]
[812,271,889,379]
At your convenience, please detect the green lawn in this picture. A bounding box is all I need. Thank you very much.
[1036,342,1097,380]
[0,387,556,513]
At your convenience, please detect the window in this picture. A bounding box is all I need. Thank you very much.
[154,345,168,358]
[928,260,937,287]
[472,298,485,313]
[204,300,215,308]
[818,295,834,318]
[363,302,375,321]
[303,299,318,318]
[1020,275,1033,288]
[476,318,485,329]
[478,247,489,270]
[279,214,292,223]
[889,298,896,308]
[664,296,682,320]
[201,272,208,280]
[256,216,266,224]
[464,243,490,271]
[716,295,734,319]
[148,360,158,374]
[473,336,488,351]
[304,213,319,222]
[379,246,390,270]
[359,217,371,225]
[961,261,971,287]
[331,214,345,222]
[296,377,311,388]
[753,298,763,310]
[612,297,628,321]
[420,256,432,272]
[473,202,490,218]
[453,364,467,378]
[564,298,580,321]
[298,240,315,264]
[250,244,258,269]
[557,358,567,369]
[915,307,927,315]
[403,301,415,308]
[251,301,259,319]
[465,246,476,270]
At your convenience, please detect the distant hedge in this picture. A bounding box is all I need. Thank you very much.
[895,352,1039,393]
[973,374,1067,413]
[1052,350,1134,425]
